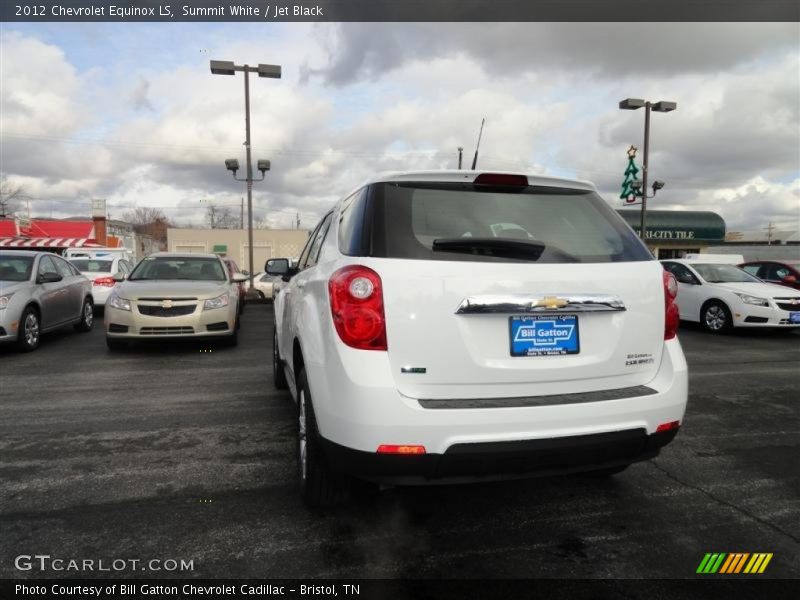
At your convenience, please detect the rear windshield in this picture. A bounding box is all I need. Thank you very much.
[129,257,226,281]
[0,255,34,281]
[365,182,652,263]
[69,259,113,273]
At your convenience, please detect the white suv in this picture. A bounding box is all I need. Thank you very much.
[268,171,688,506]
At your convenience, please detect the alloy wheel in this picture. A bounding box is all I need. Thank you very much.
[24,313,39,347]
[705,305,727,331]
[84,302,93,327]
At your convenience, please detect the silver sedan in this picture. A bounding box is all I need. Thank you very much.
[0,250,95,351]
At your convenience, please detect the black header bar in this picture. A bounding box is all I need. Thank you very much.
[2,0,799,23]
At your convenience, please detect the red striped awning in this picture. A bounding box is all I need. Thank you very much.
[0,237,102,248]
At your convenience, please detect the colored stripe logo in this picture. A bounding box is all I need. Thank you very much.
[696,553,773,574]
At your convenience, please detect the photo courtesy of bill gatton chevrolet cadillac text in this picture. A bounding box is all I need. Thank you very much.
[267,171,689,507]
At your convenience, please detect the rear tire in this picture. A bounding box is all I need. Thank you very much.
[17,306,41,352]
[297,368,344,508]
[273,327,288,390]
[74,297,94,332]
[701,301,732,333]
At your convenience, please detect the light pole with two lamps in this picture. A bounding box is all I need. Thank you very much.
[619,98,676,241]
[210,59,281,291]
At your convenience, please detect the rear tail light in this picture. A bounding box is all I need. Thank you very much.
[663,270,680,340]
[656,420,680,433]
[93,277,116,287]
[329,265,387,350]
[473,173,529,187]
[377,444,426,455]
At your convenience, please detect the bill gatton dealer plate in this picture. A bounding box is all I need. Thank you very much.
[509,314,580,357]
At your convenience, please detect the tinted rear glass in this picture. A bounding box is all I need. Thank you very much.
[69,259,113,273]
[368,182,652,263]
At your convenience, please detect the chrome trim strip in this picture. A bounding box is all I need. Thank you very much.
[455,294,626,314]
[418,386,657,409]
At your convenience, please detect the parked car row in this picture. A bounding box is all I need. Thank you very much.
[662,258,800,333]
[1,250,248,351]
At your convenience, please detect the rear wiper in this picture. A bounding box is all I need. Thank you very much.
[432,237,546,261]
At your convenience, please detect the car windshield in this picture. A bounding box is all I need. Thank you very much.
[69,259,113,273]
[368,182,652,263]
[0,255,34,281]
[693,264,762,283]
[129,257,226,281]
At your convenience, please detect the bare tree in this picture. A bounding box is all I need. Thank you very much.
[206,205,239,229]
[0,176,30,218]
[122,207,169,226]
[122,207,172,245]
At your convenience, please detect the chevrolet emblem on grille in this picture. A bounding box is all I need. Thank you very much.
[535,296,569,310]
[161,300,173,309]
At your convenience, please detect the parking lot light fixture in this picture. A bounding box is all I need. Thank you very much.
[211,59,282,290]
[619,98,677,242]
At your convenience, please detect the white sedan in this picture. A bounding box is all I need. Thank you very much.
[68,256,135,306]
[249,272,282,299]
[661,259,800,332]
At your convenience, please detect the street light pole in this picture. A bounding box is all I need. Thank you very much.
[243,66,255,292]
[641,101,651,241]
[619,98,676,243]
[211,59,281,292]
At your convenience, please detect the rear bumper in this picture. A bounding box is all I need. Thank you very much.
[306,338,688,466]
[321,427,678,485]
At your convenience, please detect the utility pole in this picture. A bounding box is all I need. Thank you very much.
[240,196,244,229]
[457,147,463,169]
[765,221,777,245]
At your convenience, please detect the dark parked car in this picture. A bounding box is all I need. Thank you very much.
[740,260,800,291]
[0,250,94,351]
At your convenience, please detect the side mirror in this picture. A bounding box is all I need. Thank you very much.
[783,275,797,284]
[266,258,289,276]
[112,272,126,282]
[38,272,63,284]
[232,273,248,283]
[676,274,695,285]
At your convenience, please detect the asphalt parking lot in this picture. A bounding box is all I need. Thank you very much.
[0,304,798,579]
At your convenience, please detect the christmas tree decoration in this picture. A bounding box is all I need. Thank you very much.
[620,145,642,204]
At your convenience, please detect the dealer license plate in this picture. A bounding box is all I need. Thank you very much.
[509,314,580,357]
[790,312,800,324]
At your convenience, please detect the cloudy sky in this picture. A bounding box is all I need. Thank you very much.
[1,22,798,232]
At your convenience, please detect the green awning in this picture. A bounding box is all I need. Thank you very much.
[616,210,725,242]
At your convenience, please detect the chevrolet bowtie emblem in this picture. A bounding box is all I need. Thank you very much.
[161,300,173,309]
[536,296,568,309]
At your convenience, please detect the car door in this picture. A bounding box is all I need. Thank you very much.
[663,262,704,322]
[53,255,85,320]
[36,255,69,328]
[282,213,333,383]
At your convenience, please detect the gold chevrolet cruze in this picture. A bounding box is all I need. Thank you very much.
[104,253,247,350]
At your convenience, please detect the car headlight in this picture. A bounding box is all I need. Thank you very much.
[0,294,12,310]
[734,293,769,307]
[108,294,131,311]
[203,293,230,311]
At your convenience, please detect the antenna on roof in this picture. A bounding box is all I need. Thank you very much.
[470,118,485,170]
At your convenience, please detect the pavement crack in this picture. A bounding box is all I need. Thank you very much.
[649,459,800,545]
